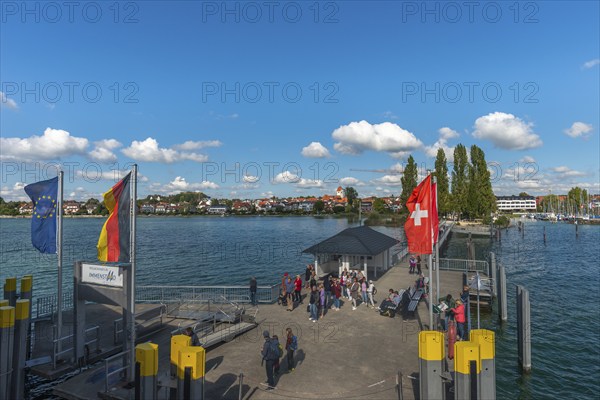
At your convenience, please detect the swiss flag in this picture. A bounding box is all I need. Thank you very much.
[404,175,438,254]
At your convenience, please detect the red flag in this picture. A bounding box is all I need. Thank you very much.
[97,173,131,262]
[432,181,439,245]
[404,175,433,254]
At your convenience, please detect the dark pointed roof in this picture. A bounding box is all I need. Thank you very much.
[303,225,399,256]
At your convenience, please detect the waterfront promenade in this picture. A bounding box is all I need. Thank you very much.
[44,257,467,400]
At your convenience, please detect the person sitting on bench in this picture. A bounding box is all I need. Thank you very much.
[377,290,400,312]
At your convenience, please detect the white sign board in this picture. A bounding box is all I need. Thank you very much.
[81,263,124,288]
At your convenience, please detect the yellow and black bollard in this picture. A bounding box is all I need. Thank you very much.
[454,341,480,400]
[171,334,191,377]
[470,329,496,400]
[418,330,445,400]
[10,300,30,400]
[3,277,17,306]
[0,306,16,400]
[135,342,158,400]
[177,345,206,400]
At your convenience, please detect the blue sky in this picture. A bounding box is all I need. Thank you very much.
[1,1,599,201]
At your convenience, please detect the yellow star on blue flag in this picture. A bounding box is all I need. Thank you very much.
[24,177,58,254]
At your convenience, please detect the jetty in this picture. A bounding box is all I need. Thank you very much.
[1,222,503,400]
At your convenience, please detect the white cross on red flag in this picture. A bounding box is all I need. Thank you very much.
[404,175,438,254]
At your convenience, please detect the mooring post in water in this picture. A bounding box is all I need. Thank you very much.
[516,286,532,372]
[177,346,205,400]
[20,276,33,360]
[489,253,497,297]
[0,306,16,400]
[576,222,579,237]
[470,329,496,400]
[497,266,507,322]
[418,331,444,400]
[135,342,158,400]
[454,341,480,400]
[10,300,29,400]
[543,226,546,244]
[3,277,17,307]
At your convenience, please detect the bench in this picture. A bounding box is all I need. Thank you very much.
[407,288,424,313]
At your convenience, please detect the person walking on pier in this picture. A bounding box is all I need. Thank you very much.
[350,277,360,310]
[294,275,303,303]
[416,255,422,275]
[331,278,341,310]
[261,330,278,390]
[305,264,312,289]
[249,276,257,306]
[286,276,294,311]
[309,285,319,322]
[409,255,416,274]
[285,327,298,372]
[367,280,376,308]
[451,300,466,340]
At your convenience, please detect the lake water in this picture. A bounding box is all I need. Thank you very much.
[1,216,598,398]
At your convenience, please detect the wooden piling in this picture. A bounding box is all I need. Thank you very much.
[497,266,507,322]
[516,285,531,372]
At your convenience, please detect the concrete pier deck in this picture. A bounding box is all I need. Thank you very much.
[38,258,473,400]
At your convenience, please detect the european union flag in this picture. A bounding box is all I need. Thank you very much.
[24,177,58,254]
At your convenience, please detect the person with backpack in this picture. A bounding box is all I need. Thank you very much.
[260,330,278,390]
[331,278,341,310]
[272,335,283,375]
[285,327,298,372]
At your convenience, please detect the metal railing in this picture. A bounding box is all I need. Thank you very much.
[438,258,488,273]
[35,291,73,320]
[53,325,100,369]
[136,284,280,304]
[103,350,130,393]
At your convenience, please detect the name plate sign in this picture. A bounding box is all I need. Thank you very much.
[81,264,124,288]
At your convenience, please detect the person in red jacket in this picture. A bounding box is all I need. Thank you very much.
[294,275,303,303]
[451,299,466,340]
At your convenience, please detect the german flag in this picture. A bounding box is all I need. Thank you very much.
[97,172,131,262]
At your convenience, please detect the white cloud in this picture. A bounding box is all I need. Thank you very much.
[0,128,89,161]
[0,182,27,201]
[425,127,459,160]
[121,138,209,163]
[295,178,325,189]
[550,166,586,178]
[88,139,123,163]
[375,175,403,186]
[564,122,593,138]
[339,177,363,186]
[472,112,542,150]
[173,140,223,151]
[243,175,259,183]
[272,171,301,184]
[519,156,536,163]
[332,120,423,155]
[0,91,18,110]
[301,142,331,158]
[160,176,220,194]
[582,59,600,69]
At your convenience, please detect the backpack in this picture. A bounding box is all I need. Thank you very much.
[268,339,280,360]
[290,335,298,351]
[372,285,377,296]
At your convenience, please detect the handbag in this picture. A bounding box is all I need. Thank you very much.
[306,305,310,313]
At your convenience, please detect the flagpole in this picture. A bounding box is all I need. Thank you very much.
[128,164,138,380]
[428,175,433,330]
[433,176,440,303]
[57,170,64,351]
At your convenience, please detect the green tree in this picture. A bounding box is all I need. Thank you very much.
[400,155,418,208]
[567,187,588,213]
[314,200,325,213]
[519,192,530,197]
[373,198,387,213]
[433,148,450,216]
[539,194,558,212]
[345,187,358,212]
[466,145,496,219]
[451,144,469,219]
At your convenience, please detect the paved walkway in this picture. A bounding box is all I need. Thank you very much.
[47,259,469,400]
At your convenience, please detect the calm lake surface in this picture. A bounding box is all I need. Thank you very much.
[1,216,598,399]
